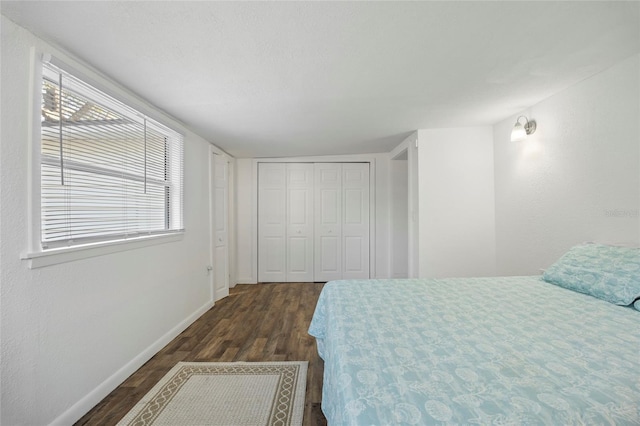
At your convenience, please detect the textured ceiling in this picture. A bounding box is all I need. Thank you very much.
[2,1,639,158]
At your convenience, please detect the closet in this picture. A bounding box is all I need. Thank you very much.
[258,162,370,282]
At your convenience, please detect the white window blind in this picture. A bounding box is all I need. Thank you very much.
[40,61,184,249]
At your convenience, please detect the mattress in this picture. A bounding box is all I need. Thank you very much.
[308,276,640,425]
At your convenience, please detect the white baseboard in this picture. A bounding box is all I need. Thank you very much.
[235,276,257,284]
[49,299,215,426]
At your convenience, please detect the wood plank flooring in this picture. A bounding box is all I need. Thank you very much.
[75,283,327,426]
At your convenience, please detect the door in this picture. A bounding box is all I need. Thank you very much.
[258,163,287,282]
[213,153,229,301]
[341,163,370,279]
[314,163,370,281]
[314,163,343,282]
[258,162,370,283]
[285,164,314,282]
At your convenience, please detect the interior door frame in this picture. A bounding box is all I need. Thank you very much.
[389,150,409,278]
[252,156,377,283]
[388,134,419,278]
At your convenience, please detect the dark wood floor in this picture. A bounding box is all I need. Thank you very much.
[75,283,327,426]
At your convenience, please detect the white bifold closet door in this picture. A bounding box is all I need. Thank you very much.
[314,163,369,281]
[258,163,287,282]
[258,162,369,283]
[285,164,314,282]
[258,163,314,282]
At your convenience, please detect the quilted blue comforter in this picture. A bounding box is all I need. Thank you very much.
[308,277,640,425]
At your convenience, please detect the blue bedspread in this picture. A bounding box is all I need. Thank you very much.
[308,277,640,425]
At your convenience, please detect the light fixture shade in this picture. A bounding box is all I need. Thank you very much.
[511,122,527,142]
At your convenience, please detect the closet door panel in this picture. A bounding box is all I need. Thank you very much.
[344,236,364,272]
[344,189,364,223]
[314,163,343,282]
[288,237,309,271]
[319,236,340,272]
[342,163,370,279]
[286,163,314,282]
[320,189,340,224]
[264,236,285,273]
[258,163,286,282]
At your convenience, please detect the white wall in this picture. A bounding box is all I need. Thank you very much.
[235,153,391,282]
[388,132,420,278]
[417,127,496,278]
[494,54,640,275]
[1,17,217,425]
[390,157,408,277]
[234,158,256,283]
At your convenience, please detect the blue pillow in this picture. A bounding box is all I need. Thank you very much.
[542,244,640,305]
[634,299,640,312]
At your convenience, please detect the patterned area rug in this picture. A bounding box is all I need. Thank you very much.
[117,361,308,426]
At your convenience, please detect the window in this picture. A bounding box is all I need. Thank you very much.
[40,61,184,249]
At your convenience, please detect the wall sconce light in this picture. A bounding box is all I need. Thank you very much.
[510,115,537,142]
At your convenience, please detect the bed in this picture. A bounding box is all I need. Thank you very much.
[308,244,640,425]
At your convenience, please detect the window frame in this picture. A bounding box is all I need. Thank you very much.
[22,50,184,269]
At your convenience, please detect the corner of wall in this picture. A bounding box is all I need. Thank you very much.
[493,54,640,275]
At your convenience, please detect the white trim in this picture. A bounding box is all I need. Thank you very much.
[27,47,188,263]
[22,232,183,269]
[227,158,237,287]
[48,298,214,426]
[369,159,377,279]
[208,148,216,300]
[251,160,259,283]
[235,277,258,284]
[27,47,43,254]
[389,132,414,160]
[408,135,419,278]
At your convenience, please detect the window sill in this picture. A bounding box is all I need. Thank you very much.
[21,232,184,269]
